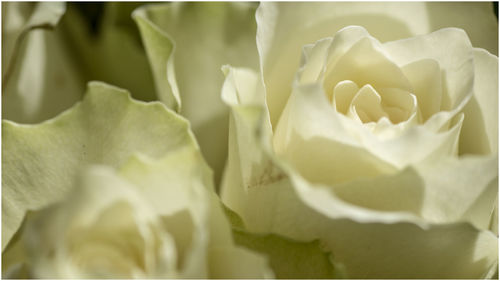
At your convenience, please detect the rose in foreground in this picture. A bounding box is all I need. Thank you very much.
[2,83,272,278]
[221,3,498,279]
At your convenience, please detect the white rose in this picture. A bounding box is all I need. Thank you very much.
[221,2,498,278]
[2,82,272,279]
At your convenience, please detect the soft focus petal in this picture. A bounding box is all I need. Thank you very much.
[2,82,196,250]
[21,166,178,278]
[423,2,498,55]
[2,2,85,123]
[2,2,65,74]
[233,229,345,279]
[119,149,273,278]
[133,7,181,111]
[133,3,259,184]
[460,48,499,155]
[60,3,157,102]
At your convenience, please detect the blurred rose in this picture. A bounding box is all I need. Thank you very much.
[2,83,271,279]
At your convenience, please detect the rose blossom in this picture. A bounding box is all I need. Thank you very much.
[220,3,498,278]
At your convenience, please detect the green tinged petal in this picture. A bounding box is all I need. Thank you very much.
[2,82,196,250]
[2,2,85,123]
[132,7,180,110]
[133,3,259,184]
[59,3,158,102]
[3,82,272,278]
[2,2,65,77]
[233,229,345,279]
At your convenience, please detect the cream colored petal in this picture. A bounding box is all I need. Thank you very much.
[401,58,443,121]
[133,3,259,184]
[256,2,421,127]
[383,28,474,112]
[324,36,411,94]
[348,85,388,123]
[459,48,499,155]
[221,66,498,278]
[297,37,332,85]
[331,155,498,230]
[276,81,462,172]
[240,163,499,278]
[256,2,497,127]
[332,80,359,114]
[225,149,498,278]
[2,82,196,250]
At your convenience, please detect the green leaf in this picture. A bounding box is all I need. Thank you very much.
[2,81,196,250]
[233,229,346,279]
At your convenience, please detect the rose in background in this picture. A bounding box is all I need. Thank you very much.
[2,2,260,185]
[220,2,498,279]
[2,82,272,278]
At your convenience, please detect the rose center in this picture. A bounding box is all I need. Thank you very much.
[331,80,418,124]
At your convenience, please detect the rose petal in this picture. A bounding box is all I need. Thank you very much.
[233,229,344,278]
[383,28,474,112]
[423,2,498,54]
[2,82,196,250]
[400,58,442,120]
[61,3,158,102]
[2,2,85,123]
[221,63,498,278]
[20,166,178,278]
[256,2,497,127]
[133,3,259,184]
[324,36,411,94]
[331,155,498,230]
[119,149,273,279]
[132,8,180,111]
[459,48,499,155]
